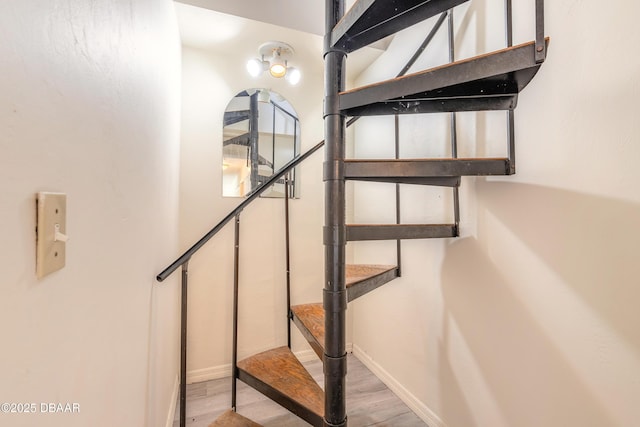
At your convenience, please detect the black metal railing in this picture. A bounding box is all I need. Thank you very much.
[157,140,323,427]
[157,141,323,283]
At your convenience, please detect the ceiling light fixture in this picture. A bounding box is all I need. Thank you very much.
[247,41,301,85]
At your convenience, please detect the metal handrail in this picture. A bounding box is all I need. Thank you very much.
[156,139,325,282]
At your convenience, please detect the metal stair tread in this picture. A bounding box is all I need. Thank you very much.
[223,132,250,147]
[340,38,549,116]
[236,346,324,426]
[331,0,469,53]
[208,409,262,427]
[347,224,457,241]
[345,157,511,178]
[223,110,251,127]
[347,174,461,187]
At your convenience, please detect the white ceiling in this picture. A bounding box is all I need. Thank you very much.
[174,0,384,81]
[176,0,331,36]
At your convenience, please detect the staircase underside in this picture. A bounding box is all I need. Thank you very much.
[332,0,470,53]
[340,39,549,117]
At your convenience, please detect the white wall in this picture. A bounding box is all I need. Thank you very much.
[179,13,332,379]
[0,1,181,426]
[351,1,640,426]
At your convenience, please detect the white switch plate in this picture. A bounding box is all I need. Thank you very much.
[36,192,67,279]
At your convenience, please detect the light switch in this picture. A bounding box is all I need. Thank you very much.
[36,192,67,279]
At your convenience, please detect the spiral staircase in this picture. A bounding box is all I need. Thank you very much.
[159,0,548,426]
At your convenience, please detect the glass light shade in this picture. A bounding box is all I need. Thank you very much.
[269,56,287,78]
[246,58,265,77]
[285,67,301,85]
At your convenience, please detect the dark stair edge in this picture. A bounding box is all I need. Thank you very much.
[224,110,251,127]
[346,224,457,241]
[332,0,470,53]
[291,304,324,360]
[223,133,250,147]
[342,95,517,116]
[340,39,549,112]
[346,175,461,187]
[347,265,399,302]
[237,370,323,427]
[345,158,512,178]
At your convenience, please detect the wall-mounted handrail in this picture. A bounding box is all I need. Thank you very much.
[156,139,325,282]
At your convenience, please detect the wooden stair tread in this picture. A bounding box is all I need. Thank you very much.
[290,265,399,359]
[346,264,400,301]
[340,39,549,115]
[291,303,325,359]
[237,346,323,425]
[346,264,396,286]
[208,410,262,427]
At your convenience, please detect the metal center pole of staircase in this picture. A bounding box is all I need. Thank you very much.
[324,0,347,425]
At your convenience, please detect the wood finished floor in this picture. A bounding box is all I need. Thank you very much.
[173,354,428,427]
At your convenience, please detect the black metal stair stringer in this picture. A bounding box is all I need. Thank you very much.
[223,132,250,147]
[345,158,512,178]
[346,265,399,302]
[331,0,470,53]
[224,110,251,127]
[340,39,549,116]
[347,224,457,241]
[348,176,461,186]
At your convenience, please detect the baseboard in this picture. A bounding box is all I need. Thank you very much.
[186,345,353,384]
[352,344,446,427]
[187,363,231,384]
[165,374,179,427]
[293,348,321,363]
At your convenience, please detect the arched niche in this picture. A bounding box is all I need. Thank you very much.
[222,88,301,198]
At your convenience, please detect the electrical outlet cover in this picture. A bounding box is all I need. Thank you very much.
[36,192,67,279]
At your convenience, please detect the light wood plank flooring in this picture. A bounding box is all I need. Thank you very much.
[173,354,428,426]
